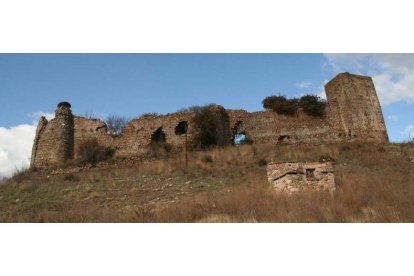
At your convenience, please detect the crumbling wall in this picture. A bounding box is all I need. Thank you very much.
[116,112,195,156]
[227,109,336,145]
[30,116,48,167]
[31,72,390,168]
[267,161,335,193]
[32,120,61,167]
[32,103,74,167]
[73,117,115,159]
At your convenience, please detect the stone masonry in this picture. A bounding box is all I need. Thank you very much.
[325,72,388,142]
[31,102,74,167]
[31,72,389,168]
[267,161,335,193]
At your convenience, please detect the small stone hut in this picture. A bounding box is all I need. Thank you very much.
[267,161,335,193]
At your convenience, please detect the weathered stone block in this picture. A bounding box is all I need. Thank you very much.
[267,161,335,193]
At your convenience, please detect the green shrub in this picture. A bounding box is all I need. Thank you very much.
[77,138,114,164]
[177,103,217,113]
[193,108,218,148]
[191,104,230,149]
[262,94,326,117]
[140,112,160,118]
[298,94,326,117]
[262,95,298,116]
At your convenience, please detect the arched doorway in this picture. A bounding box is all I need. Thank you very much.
[151,127,166,145]
[232,121,252,146]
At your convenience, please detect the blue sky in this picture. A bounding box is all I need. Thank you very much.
[0,54,329,125]
[1,54,414,177]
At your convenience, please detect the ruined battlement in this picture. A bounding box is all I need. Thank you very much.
[30,72,389,168]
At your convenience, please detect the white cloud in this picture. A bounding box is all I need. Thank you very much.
[317,90,326,100]
[401,125,414,140]
[315,80,329,100]
[0,111,53,179]
[28,111,54,123]
[295,81,313,89]
[387,115,398,122]
[323,54,414,105]
[294,79,327,100]
[0,123,37,179]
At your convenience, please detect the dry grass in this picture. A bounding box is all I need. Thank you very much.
[0,142,413,222]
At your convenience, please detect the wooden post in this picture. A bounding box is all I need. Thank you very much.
[184,128,188,175]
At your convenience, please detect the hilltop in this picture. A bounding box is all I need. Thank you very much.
[1,142,413,222]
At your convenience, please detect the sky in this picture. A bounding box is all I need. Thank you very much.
[1,53,414,178]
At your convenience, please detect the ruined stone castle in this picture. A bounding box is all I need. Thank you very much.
[30,72,389,168]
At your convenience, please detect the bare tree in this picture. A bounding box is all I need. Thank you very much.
[83,110,96,119]
[105,115,128,136]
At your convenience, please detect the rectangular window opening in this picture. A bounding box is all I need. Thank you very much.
[306,168,316,180]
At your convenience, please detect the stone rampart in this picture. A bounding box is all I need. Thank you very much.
[31,72,389,168]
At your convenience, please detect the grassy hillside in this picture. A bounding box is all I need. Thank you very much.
[1,142,413,222]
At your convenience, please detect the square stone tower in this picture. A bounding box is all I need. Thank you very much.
[325,72,388,143]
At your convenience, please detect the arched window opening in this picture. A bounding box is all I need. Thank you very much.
[151,127,166,144]
[234,132,248,146]
[175,121,188,135]
[232,121,252,146]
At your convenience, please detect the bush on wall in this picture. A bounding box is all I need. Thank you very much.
[298,94,327,117]
[191,104,231,149]
[262,94,326,117]
[77,138,114,164]
[262,95,299,116]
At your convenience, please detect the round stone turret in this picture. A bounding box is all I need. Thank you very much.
[54,101,75,164]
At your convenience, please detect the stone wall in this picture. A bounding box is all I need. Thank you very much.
[73,117,114,159]
[32,103,74,167]
[116,112,195,156]
[30,116,48,167]
[267,161,335,193]
[227,109,336,145]
[31,72,390,168]
[325,72,389,142]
